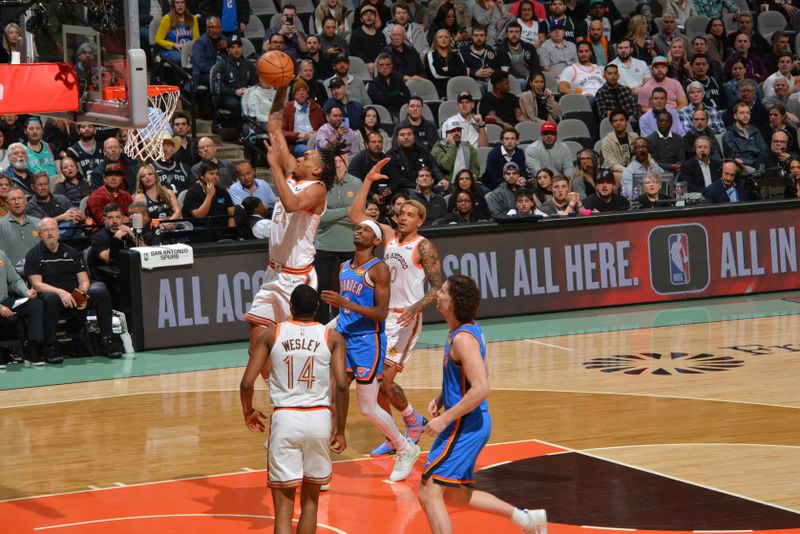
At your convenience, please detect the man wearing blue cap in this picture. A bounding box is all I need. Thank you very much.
[539,20,577,78]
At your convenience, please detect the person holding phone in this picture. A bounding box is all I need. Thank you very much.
[317,104,360,157]
[263,4,308,61]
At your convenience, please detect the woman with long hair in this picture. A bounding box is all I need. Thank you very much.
[704,17,726,64]
[519,71,561,123]
[387,191,409,228]
[43,119,78,160]
[516,0,546,48]
[155,0,199,64]
[3,23,22,58]
[360,107,383,139]
[570,149,599,199]
[784,156,800,198]
[446,169,490,220]
[722,60,763,108]
[53,156,92,209]
[133,165,182,221]
[668,38,692,85]
[531,167,553,209]
[314,0,350,35]
[0,130,7,169]
[626,14,656,64]
[761,105,799,154]
[425,28,467,97]
[427,4,468,45]
[0,174,11,217]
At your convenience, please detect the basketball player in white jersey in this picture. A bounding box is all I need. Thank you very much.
[241,284,349,534]
[348,159,444,456]
[245,86,349,371]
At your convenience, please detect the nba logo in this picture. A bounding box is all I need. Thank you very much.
[668,233,690,285]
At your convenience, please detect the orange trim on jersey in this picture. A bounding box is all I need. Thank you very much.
[273,406,330,412]
[355,332,382,384]
[287,319,321,326]
[268,260,314,275]
[245,313,277,327]
[268,479,303,489]
[303,473,333,485]
[431,475,475,486]
[422,417,463,476]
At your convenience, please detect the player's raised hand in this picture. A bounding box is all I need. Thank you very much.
[244,409,267,432]
[320,290,344,308]
[365,157,391,183]
[330,432,347,454]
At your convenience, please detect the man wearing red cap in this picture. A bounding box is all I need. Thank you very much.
[524,122,574,177]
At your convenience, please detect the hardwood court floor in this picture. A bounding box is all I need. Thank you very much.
[1,305,799,532]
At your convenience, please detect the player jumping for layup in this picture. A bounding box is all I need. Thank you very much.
[245,86,349,367]
[240,285,349,534]
[419,275,548,534]
[349,159,444,456]
[321,220,422,481]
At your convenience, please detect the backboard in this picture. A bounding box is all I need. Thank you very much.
[20,0,148,127]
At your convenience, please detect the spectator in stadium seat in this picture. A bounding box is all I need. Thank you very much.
[212,34,257,126]
[445,169,490,219]
[647,110,685,174]
[318,16,349,58]
[762,32,792,77]
[89,137,138,192]
[685,53,722,110]
[678,82,725,135]
[0,187,40,265]
[262,32,287,54]
[545,0,581,44]
[666,38,692,87]
[200,0,249,38]
[435,190,481,224]
[621,137,664,198]
[722,102,768,170]
[348,131,400,203]
[304,35,334,81]
[538,173,576,216]
[0,115,25,147]
[91,203,137,269]
[442,92,489,149]
[263,5,307,62]
[353,0,392,31]
[383,1,430,55]
[283,79,326,158]
[640,88,685,138]
[584,0,611,40]
[85,163,132,226]
[723,32,767,83]
[190,137,237,187]
[481,70,525,129]
[558,41,604,102]
[325,54,371,107]
[473,0,515,45]
[694,0,740,19]
[633,171,671,208]
[683,108,724,161]
[408,167,447,226]
[182,160,236,228]
[368,53,411,121]
[382,25,426,81]
[133,165,182,222]
[5,143,34,194]
[639,56,688,114]
[601,109,637,175]
[192,17,227,91]
[154,0,199,64]
[755,130,795,171]
[538,20,577,78]
[65,123,104,180]
[486,161,523,218]
[0,174,11,217]
[25,217,122,360]
[761,104,799,155]
[652,13,689,58]
[154,135,192,194]
[227,161,275,215]
[291,60,329,105]
[583,171,630,212]
[484,127,528,190]
[585,18,612,67]
[349,5,385,77]
[316,104,360,157]
[426,3,470,46]
[324,78,364,131]
[387,126,443,192]
[432,119,479,186]
[763,53,799,101]
[53,157,92,209]
[609,38,650,96]
[571,148,601,199]
[762,78,800,121]
[25,172,84,237]
[595,64,640,123]
[496,22,541,88]
[392,96,440,152]
[725,11,770,58]
[524,121,574,177]
[519,72,561,124]
[679,136,722,193]
[425,29,467,99]
[314,0,349,35]
[460,24,504,93]
[24,117,57,178]
[703,160,755,203]
[170,112,198,167]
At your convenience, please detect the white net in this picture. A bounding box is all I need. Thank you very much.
[109,86,180,163]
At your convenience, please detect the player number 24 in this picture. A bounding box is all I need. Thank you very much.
[283,356,316,388]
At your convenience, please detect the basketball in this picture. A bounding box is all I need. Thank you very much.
[257,51,295,88]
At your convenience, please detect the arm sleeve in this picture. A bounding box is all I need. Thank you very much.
[154,15,174,49]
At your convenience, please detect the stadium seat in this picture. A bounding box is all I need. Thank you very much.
[593,140,604,161]
[716,132,725,157]
[242,38,257,60]
[685,16,710,39]
[406,78,440,103]
[251,0,277,21]
[438,100,457,126]
[244,16,265,50]
[370,104,394,128]
[615,0,637,17]
[181,39,194,69]
[723,13,737,32]
[348,56,372,81]
[477,146,492,176]
[559,94,592,114]
[557,118,591,140]
[542,71,559,92]
[515,121,540,143]
[399,102,435,123]
[561,110,598,139]
[446,76,482,101]
[177,190,187,208]
[485,124,503,144]
[758,10,788,40]
[564,140,584,161]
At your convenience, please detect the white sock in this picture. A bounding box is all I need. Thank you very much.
[511,508,530,527]
[357,381,410,454]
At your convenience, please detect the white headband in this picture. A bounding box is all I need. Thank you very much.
[360,219,383,243]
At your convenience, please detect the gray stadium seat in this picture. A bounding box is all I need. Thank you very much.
[182,39,195,69]
[251,0,277,18]
[446,76,482,101]
[716,132,724,157]
[758,10,788,40]
[559,93,592,114]
[564,140,583,161]
[242,38,256,60]
[370,104,393,126]
[406,78,440,103]
[593,140,604,161]
[515,121,540,143]
[723,13,737,32]
[477,146,492,176]
[399,102,435,123]
[557,118,591,140]
[438,100,457,126]
[348,56,371,81]
[177,190,187,209]
[485,124,503,144]
[615,0,637,17]
[685,16,710,39]
[244,16,265,50]
[543,71,559,92]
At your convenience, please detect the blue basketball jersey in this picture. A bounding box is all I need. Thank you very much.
[442,323,488,414]
[337,257,384,336]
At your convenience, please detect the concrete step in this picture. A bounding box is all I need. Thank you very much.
[218,143,245,161]
[195,118,213,134]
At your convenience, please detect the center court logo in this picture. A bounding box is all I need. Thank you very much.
[583,352,746,375]
[648,224,710,294]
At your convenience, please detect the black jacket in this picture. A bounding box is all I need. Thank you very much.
[382,44,426,78]
[703,179,757,203]
[200,0,251,26]
[213,54,257,97]
[496,39,540,80]
[367,72,411,114]
[678,158,722,193]
[387,144,444,191]
[348,149,400,196]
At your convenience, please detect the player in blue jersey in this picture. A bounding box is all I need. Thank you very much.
[321,220,422,482]
[418,275,548,534]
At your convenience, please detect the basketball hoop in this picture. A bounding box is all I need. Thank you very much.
[103,85,180,163]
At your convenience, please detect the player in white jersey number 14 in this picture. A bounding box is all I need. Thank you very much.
[240,284,349,534]
[349,158,444,456]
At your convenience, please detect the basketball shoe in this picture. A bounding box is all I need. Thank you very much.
[404,413,427,443]
[522,509,548,534]
[370,437,396,456]
[389,439,420,482]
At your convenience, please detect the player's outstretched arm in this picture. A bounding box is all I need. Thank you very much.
[265,132,326,214]
[425,332,489,437]
[321,263,390,322]
[399,238,443,326]
[348,158,395,239]
[240,327,275,432]
[328,330,349,454]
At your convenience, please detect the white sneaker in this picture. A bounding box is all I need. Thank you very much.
[389,441,420,482]
[523,509,547,534]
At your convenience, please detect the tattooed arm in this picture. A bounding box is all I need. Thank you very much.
[398,237,443,326]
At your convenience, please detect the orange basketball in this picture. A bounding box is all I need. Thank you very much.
[257,51,295,88]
